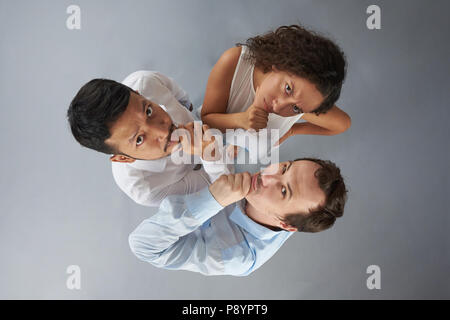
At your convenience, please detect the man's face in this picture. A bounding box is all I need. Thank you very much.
[106,92,180,161]
[254,68,324,116]
[245,160,326,227]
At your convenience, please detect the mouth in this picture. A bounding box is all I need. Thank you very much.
[164,123,178,152]
[263,99,273,113]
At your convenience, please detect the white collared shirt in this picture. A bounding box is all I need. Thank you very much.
[112,71,230,206]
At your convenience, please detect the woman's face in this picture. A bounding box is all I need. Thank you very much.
[254,68,325,117]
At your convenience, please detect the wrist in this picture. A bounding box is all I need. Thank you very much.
[236,112,249,130]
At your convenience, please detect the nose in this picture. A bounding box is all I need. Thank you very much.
[261,170,281,188]
[272,97,289,113]
[145,119,169,142]
[273,96,295,112]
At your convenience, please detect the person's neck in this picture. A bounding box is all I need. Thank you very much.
[243,198,283,232]
[252,66,269,91]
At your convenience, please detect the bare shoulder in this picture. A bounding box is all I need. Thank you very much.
[217,46,242,69]
[210,46,242,81]
[202,47,243,116]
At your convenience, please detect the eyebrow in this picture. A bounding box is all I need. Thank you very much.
[286,161,293,200]
[127,100,147,145]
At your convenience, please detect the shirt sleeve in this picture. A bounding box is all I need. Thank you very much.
[128,187,226,274]
[197,134,234,183]
[153,72,192,110]
[127,168,218,207]
[199,157,231,183]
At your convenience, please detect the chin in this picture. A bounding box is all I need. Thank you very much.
[245,194,263,209]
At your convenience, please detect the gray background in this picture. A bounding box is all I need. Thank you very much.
[0,0,448,299]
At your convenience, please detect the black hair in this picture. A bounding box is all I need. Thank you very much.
[67,79,133,154]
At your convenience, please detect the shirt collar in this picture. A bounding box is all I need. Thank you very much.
[128,156,168,172]
[229,200,291,240]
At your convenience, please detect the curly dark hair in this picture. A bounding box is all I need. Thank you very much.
[238,25,347,114]
[282,157,348,233]
[67,79,133,155]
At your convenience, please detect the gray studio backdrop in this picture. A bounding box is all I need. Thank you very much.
[0,0,448,299]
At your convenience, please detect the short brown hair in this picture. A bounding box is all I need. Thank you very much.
[282,158,348,233]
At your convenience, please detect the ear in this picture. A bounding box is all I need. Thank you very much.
[280,221,298,232]
[110,154,135,163]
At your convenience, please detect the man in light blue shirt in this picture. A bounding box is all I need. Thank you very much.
[129,158,347,276]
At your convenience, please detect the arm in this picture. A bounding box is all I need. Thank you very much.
[128,172,251,275]
[135,169,217,207]
[201,47,247,132]
[276,105,351,145]
[128,187,224,274]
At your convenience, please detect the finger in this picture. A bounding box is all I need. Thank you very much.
[254,112,269,121]
[255,108,269,117]
[218,174,228,185]
[254,105,269,116]
[178,135,189,152]
[234,173,243,191]
[184,122,194,132]
[194,123,202,143]
[202,124,210,132]
[251,114,269,123]
[250,122,267,130]
[227,174,235,187]
[241,172,252,196]
[254,118,268,126]
[185,125,195,140]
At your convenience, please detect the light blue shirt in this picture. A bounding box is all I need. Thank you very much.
[128,187,294,276]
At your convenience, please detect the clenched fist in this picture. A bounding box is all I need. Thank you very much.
[178,122,219,160]
[241,104,269,131]
[208,172,252,207]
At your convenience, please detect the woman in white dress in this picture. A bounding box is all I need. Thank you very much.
[201,25,351,147]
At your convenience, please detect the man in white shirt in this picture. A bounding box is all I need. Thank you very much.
[67,71,229,206]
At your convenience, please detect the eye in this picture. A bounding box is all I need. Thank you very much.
[146,105,153,117]
[292,105,302,114]
[136,135,144,146]
[285,84,292,95]
[281,186,287,197]
[282,164,287,174]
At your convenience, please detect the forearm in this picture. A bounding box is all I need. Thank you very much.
[202,112,246,133]
[129,187,223,263]
[300,106,351,135]
[290,122,344,136]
